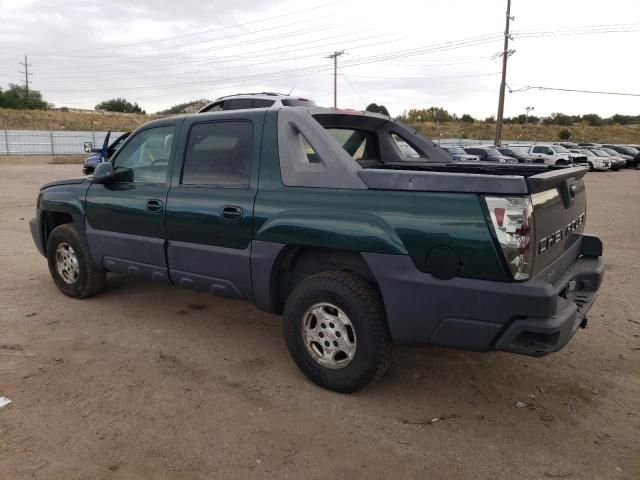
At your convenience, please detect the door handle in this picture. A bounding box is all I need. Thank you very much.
[221,205,243,221]
[146,199,164,213]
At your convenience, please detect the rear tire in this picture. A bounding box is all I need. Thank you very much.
[283,271,392,393]
[46,223,106,298]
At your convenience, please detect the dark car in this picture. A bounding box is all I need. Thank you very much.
[601,148,633,168]
[463,147,518,163]
[602,144,640,168]
[498,146,543,164]
[82,131,130,175]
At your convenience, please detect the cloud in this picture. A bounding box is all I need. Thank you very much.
[0,0,638,117]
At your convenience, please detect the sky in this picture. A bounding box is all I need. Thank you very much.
[0,0,639,117]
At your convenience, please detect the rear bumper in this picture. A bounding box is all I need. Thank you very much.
[493,253,602,355]
[363,234,604,356]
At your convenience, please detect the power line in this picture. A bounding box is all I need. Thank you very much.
[39,34,502,93]
[509,85,640,97]
[338,67,365,105]
[24,2,341,55]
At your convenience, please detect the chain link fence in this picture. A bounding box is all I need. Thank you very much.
[0,129,126,155]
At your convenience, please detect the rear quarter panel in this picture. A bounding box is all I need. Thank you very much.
[254,112,506,281]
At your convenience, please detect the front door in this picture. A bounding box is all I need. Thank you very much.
[165,113,263,299]
[85,123,179,282]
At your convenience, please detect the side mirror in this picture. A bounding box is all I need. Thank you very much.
[83,142,93,153]
[92,162,115,183]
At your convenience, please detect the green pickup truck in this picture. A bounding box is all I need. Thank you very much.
[30,107,604,392]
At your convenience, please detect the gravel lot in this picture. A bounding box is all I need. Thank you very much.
[0,163,638,480]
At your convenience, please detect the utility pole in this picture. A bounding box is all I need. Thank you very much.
[19,54,32,106]
[494,0,513,146]
[327,50,344,108]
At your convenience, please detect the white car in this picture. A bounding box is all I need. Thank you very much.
[510,144,573,166]
[572,149,611,171]
[198,92,316,112]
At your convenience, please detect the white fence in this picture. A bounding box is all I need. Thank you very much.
[0,129,542,155]
[0,130,125,155]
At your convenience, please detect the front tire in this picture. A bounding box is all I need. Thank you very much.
[46,223,106,298]
[283,271,392,393]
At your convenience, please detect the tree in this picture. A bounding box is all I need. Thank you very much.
[365,103,390,116]
[581,113,603,127]
[483,116,495,124]
[558,128,572,140]
[460,113,475,123]
[543,112,575,126]
[0,83,50,109]
[95,98,145,114]
[158,99,211,114]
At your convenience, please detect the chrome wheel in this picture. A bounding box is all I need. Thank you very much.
[302,302,357,369]
[55,242,79,284]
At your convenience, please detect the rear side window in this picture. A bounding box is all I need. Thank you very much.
[532,146,549,154]
[391,133,421,159]
[326,128,377,160]
[181,121,253,186]
[253,99,275,108]
[223,99,254,110]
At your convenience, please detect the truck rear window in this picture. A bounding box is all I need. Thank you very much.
[326,128,377,161]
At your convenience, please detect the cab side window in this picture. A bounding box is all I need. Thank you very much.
[181,121,253,187]
[112,126,175,183]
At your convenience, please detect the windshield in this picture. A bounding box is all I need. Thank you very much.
[603,148,618,155]
[484,148,501,157]
[553,145,570,153]
[509,146,529,154]
[445,147,465,155]
[579,149,594,156]
[592,150,610,157]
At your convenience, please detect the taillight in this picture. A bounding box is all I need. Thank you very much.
[484,196,535,281]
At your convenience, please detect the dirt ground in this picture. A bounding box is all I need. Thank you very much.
[0,163,638,480]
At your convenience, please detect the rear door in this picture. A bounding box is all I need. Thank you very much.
[165,111,263,299]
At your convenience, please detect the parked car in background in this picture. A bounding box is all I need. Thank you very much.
[602,144,640,168]
[587,148,624,171]
[556,142,579,149]
[497,146,543,164]
[526,144,574,166]
[198,92,316,113]
[573,149,611,171]
[601,148,633,167]
[82,131,130,175]
[463,147,518,163]
[442,146,480,162]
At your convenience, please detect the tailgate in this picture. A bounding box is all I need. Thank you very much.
[528,167,588,275]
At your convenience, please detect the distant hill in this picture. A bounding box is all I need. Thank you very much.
[156,99,212,115]
[0,107,162,131]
